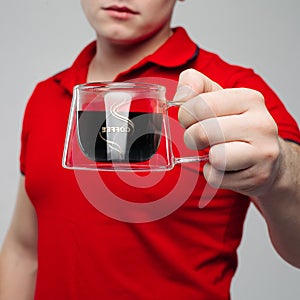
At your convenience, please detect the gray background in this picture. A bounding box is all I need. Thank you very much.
[0,0,299,299]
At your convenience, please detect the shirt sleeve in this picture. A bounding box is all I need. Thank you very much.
[19,83,42,175]
[20,98,31,175]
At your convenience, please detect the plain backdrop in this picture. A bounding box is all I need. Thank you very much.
[0,0,299,299]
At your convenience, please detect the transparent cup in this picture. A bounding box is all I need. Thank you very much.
[62,82,208,171]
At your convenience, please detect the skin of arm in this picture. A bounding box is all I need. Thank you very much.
[252,139,300,268]
[176,69,300,268]
[0,176,38,300]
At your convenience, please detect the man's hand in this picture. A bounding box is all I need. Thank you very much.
[175,68,300,268]
[175,68,281,198]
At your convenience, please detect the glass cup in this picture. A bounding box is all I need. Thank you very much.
[62,82,208,171]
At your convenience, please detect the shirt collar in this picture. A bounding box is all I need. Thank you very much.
[54,41,96,95]
[55,27,198,95]
[138,27,198,68]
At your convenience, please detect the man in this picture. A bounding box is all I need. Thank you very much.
[0,0,299,299]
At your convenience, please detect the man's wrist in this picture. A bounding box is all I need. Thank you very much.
[254,138,298,206]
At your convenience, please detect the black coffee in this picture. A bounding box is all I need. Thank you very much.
[77,111,163,162]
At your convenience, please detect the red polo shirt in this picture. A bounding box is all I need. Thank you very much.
[20,27,300,300]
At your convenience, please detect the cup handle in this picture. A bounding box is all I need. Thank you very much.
[166,100,209,165]
[174,155,209,165]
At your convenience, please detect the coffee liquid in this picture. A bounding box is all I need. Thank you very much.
[77,111,163,162]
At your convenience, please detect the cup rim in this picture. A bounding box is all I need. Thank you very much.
[74,81,166,93]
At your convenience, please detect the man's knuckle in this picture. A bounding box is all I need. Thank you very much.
[263,142,280,163]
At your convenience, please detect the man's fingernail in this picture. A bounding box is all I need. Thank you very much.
[173,85,197,102]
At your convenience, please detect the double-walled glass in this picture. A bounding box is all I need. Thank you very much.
[62,82,208,171]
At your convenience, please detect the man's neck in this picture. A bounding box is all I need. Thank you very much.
[87,27,173,82]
